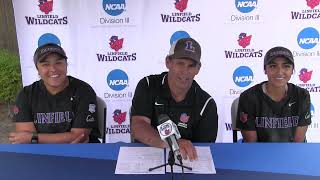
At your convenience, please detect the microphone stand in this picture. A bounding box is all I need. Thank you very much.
[149,148,192,180]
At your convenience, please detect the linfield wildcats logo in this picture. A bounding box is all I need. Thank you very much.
[306,0,320,9]
[225,33,263,59]
[160,0,200,23]
[175,0,188,12]
[109,36,124,52]
[291,0,320,20]
[296,68,319,93]
[113,109,127,125]
[238,33,252,48]
[299,68,313,83]
[25,0,68,25]
[106,109,130,135]
[96,35,136,62]
[39,0,53,14]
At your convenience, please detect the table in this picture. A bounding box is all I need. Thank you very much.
[0,143,319,180]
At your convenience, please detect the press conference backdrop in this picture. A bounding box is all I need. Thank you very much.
[12,0,320,143]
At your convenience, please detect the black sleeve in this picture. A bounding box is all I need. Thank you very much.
[130,77,153,120]
[298,90,311,126]
[72,84,98,129]
[12,89,33,123]
[236,92,256,131]
[192,98,218,142]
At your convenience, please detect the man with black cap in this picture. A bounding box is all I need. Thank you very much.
[9,43,100,144]
[131,38,218,160]
[236,46,311,142]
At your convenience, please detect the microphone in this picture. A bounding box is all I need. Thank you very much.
[157,114,182,161]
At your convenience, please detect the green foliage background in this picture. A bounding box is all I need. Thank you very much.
[0,49,22,104]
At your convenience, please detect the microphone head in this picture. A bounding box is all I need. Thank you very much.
[157,114,181,140]
[157,120,175,140]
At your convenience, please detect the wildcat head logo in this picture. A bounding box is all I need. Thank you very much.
[113,109,127,125]
[39,0,53,14]
[299,68,313,83]
[238,33,252,48]
[109,36,124,52]
[175,0,188,12]
[240,112,248,123]
[306,0,320,9]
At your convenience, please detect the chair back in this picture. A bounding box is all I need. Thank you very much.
[231,97,240,142]
[96,96,107,143]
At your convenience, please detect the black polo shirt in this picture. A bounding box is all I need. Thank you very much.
[131,72,218,142]
[236,82,311,142]
[13,76,100,142]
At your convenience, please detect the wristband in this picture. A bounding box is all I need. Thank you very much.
[31,132,38,144]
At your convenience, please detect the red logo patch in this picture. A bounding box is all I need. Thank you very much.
[238,33,252,48]
[113,109,127,125]
[306,0,320,9]
[175,0,188,12]
[109,36,124,52]
[240,112,248,123]
[39,0,53,14]
[180,113,190,123]
[299,68,312,83]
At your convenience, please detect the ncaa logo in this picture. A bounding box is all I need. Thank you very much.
[170,31,190,45]
[107,69,128,91]
[103,0,126,16]
[233,66,253,87]
[235,0,257,13]
[297,27,319,49]
[38,33,61,47]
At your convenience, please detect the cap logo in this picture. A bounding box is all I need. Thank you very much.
[39,47,62,55]
[88,104,96,113]
[269,50,291,58]
[185,40,195,53]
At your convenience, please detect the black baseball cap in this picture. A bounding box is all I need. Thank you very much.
[168,37,201,64]
[33,43,67,65]
[264,46,294,68]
